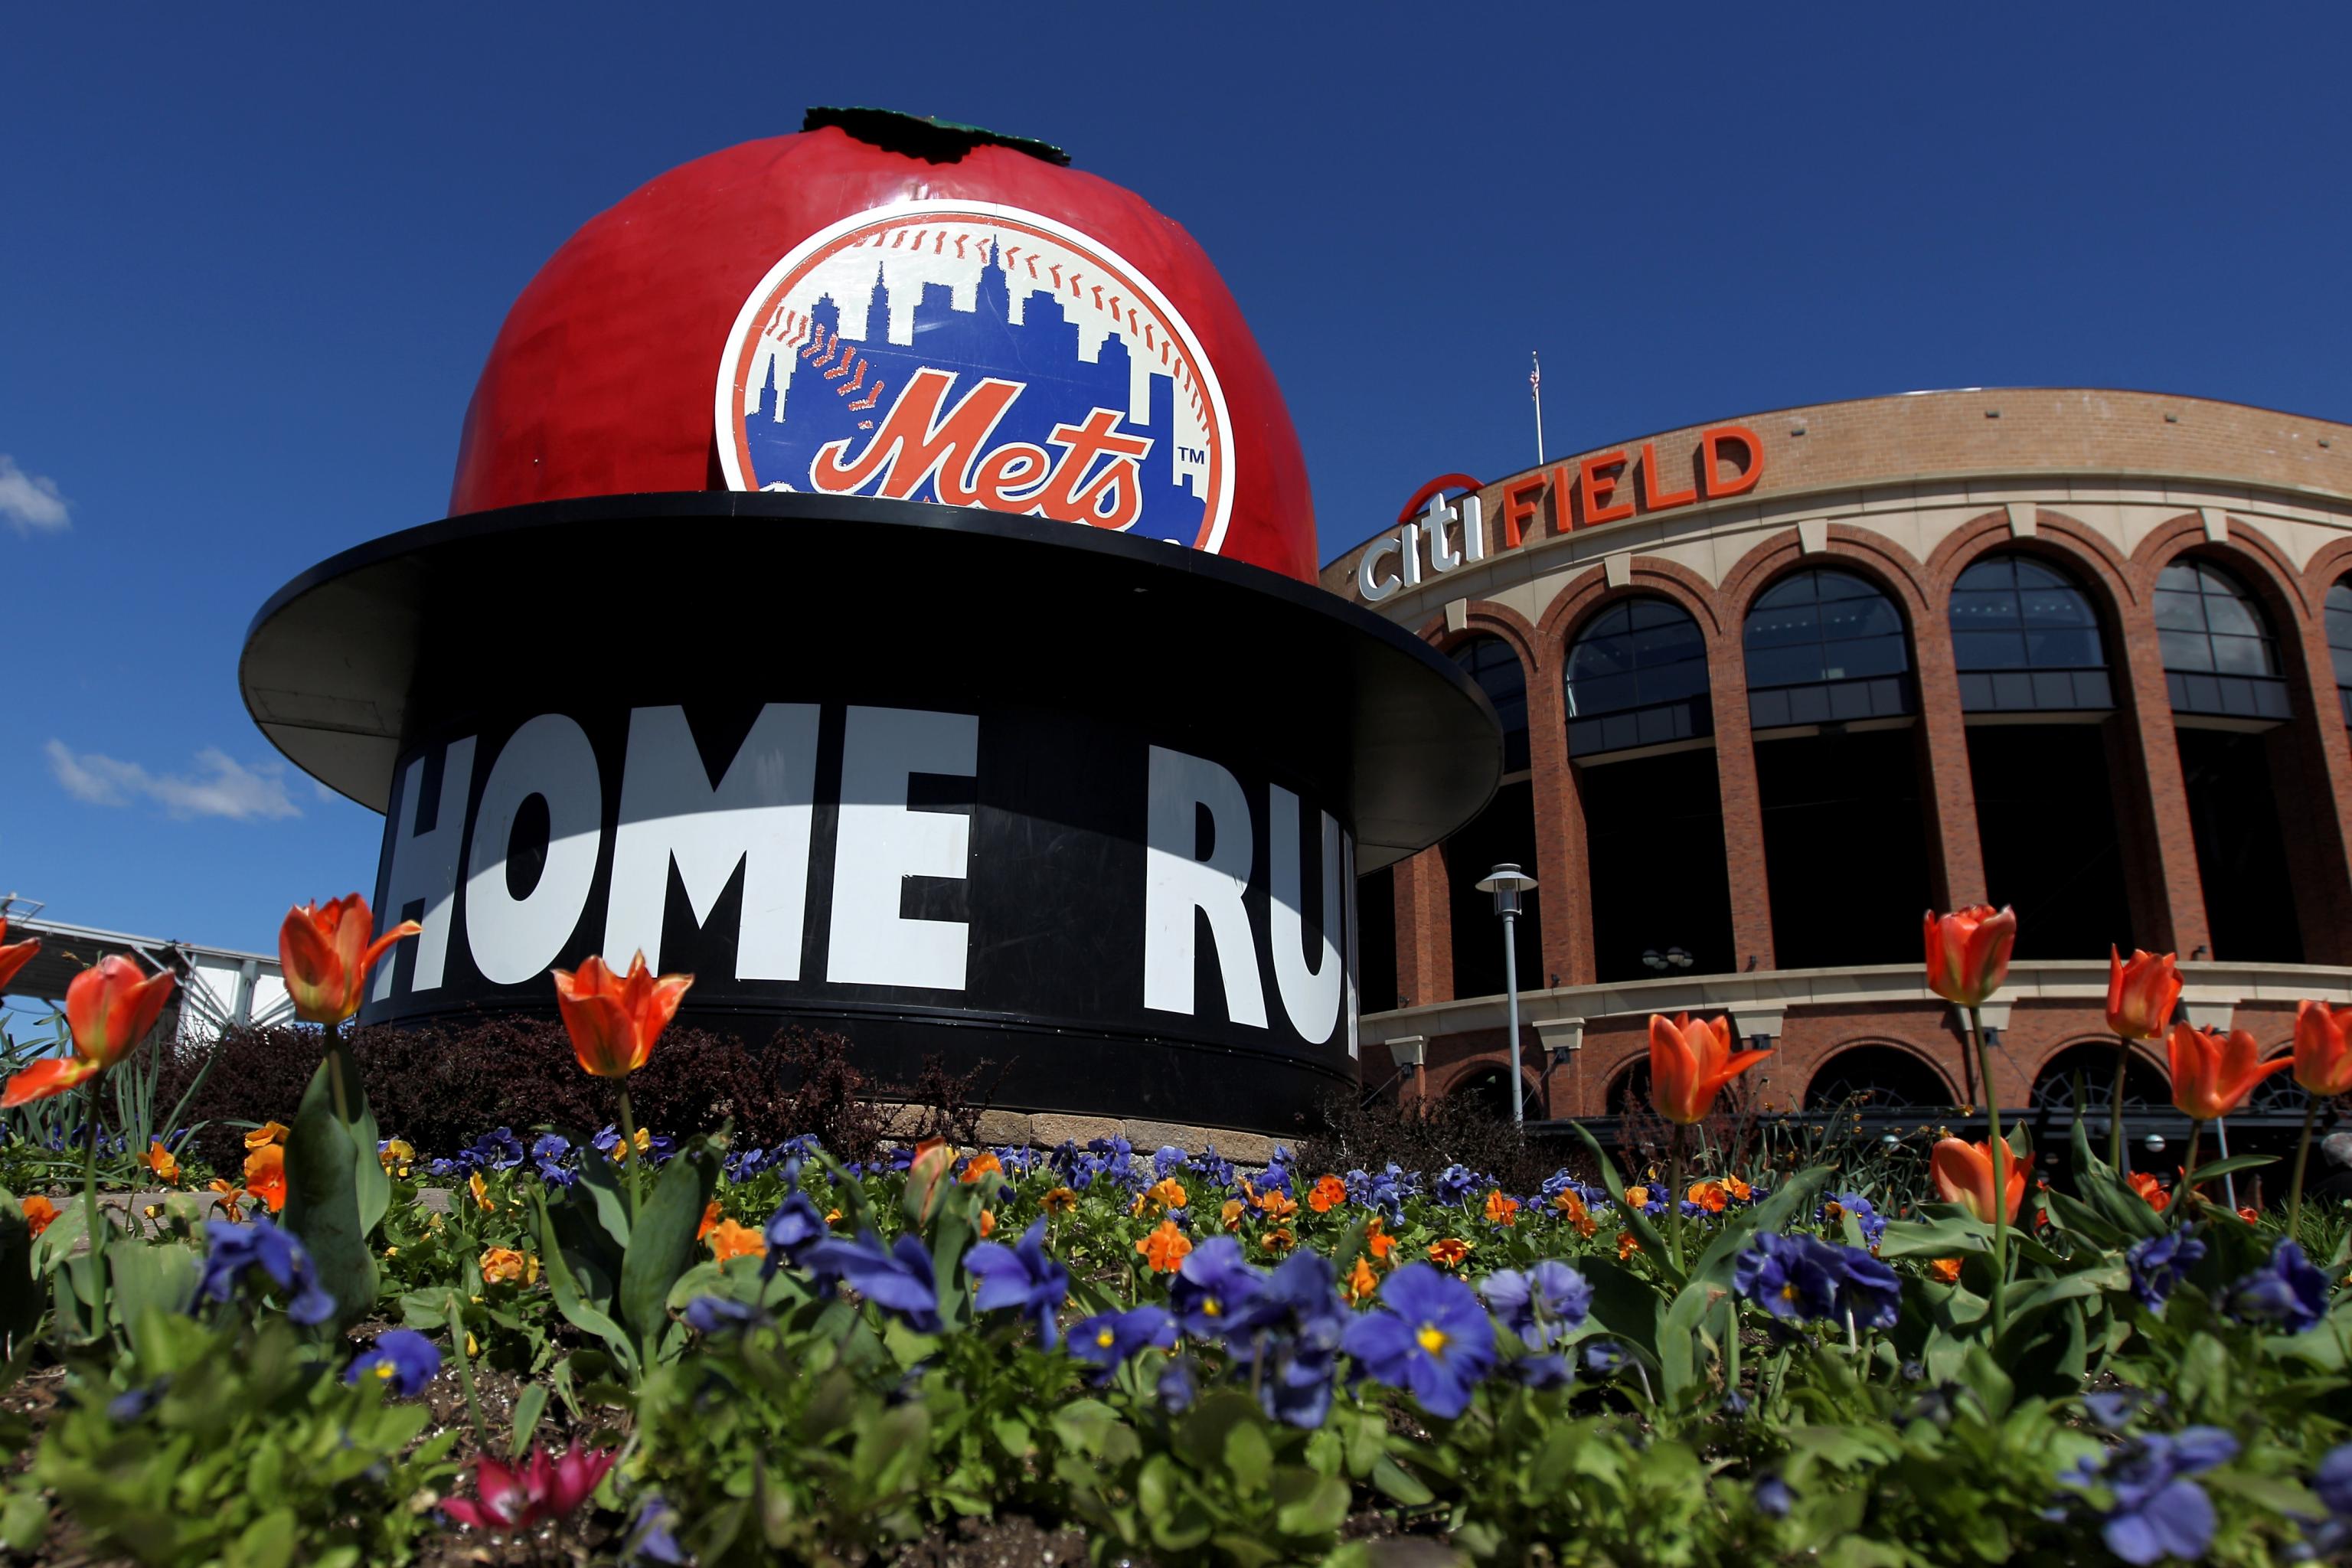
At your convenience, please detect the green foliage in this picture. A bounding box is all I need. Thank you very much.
[9,1311,457,1567]
[279,1045,381,1333]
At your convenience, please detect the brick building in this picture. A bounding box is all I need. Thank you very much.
[1320,388,2352,1135]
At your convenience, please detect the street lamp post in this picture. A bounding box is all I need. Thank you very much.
[1476,863,1539,1125]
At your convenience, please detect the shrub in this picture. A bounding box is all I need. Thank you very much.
[1292,1089,1565,1194]
[158,1020,899,1168]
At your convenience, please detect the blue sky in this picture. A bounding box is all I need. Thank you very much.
[7,5,2350,953]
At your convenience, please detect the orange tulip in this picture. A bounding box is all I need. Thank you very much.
[243,1143,287,1213]
[3,956,176,1107]
[2105,947,2182,1040]
[279,894,422,1024]
[20,1196,57,1239]
[2292,998,2352,1099]
[1647,1012,1769,1125]
[0,920,40,994]
[550,952,692,1079]
[2126,1171,2170,1214]
[1923,906,2016,1008]
[1929,1137,2030,1223]
[2166,1021,2292,1121]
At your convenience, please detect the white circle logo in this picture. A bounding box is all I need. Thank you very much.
[717,199,1235,551]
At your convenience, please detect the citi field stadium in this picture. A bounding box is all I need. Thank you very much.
[1328,388,2352,1147]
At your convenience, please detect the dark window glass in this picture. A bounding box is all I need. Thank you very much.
[2158,559,2291,722]
[1449,635,1530,774]
[2326,579,2352,714]
[1563,597,1713,757]
[1949,554,2113,713]
[2156,560,2278,678]
[1742,569,1915,725]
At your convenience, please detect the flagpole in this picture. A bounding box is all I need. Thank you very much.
[1530,351,1545,465]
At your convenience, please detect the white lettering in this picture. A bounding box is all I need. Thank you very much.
[604,704,821,979]
[371,737,477,1001]
[1143,746,1268,1027]
[464,715,603,985]
[1358,533,1404,602]
[1268,783,1343,1044]
[1425,494,1462,573]
[825,706,978,990]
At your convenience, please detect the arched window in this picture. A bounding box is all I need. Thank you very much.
[1562,597,1713,757]
[2031,1042,2168,1112]
[1949,554,2114,713]
[1449,1066,1530,1122]
[2155,558,2290,721]
[2327,577,2352,726]
[1743,568,1914,728]
[1605,1059,1651,1116]
[1449,635,1530,773]
[1805,1045,1952,1111]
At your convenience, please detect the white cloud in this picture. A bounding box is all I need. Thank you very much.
[0,456,70,535]
[46,741,302,822]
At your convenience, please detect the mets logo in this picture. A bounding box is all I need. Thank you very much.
[715,199,1235,551]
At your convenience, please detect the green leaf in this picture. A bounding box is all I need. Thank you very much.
[508,1382,547,1459]
[106,1243,195,1363]
[619,1135,720,1347]
[1578,1256,1663,1361]
[224,1507,295,1568]
[1875,1211,1991,1260]
[1370,1454,1434,1506]
[0,1489,47,1553]
[2182,1154,2275,1185]
[1269,1468,1349,1537]
[1223,1417,1274,1494]
[1050,1399,1125,1459]
[532,1191,639,1377]
[1568,1121,1674,1284]
[282,1057,376,1332]
[567,1142,635,1256]
[292,1044,387,1236]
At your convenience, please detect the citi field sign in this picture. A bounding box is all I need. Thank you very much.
[240,110,1496,1130]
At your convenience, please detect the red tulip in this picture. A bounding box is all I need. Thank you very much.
[441,1446,616,1533]
[903,1137,956,1225]
[279,894,421,1024]
[2,955,177,1107]
[2293,998,2352,1099]
[550,952,693,1078]
[1646,1012,1769,1125]
[2105,947,2181,1041]
[1923,906,2016,1008]
[1930,1137,2031,1223]
[2166,1021,2292,1121]
[0,920,39,995]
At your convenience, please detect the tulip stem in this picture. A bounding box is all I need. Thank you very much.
[617,1086,641,1228]
[2286,1098,2318,1239]
[2108,1036,2132,1172]
[1668,1124,1687,1270]
[83,1077,106,1340]
[2182,1122,2202,1206]
[1965,1006,2007,1348]
[445,1295,488,1446]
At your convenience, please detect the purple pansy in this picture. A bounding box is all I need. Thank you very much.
[964,1218,1071,1349]
[1341,1262,1497,1420]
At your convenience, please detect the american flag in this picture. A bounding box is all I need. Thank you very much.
[1530,353,1541,398]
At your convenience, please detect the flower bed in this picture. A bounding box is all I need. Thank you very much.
[0,907,2344,1565]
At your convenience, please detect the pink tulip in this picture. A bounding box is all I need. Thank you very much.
[441,1446,616,1533]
